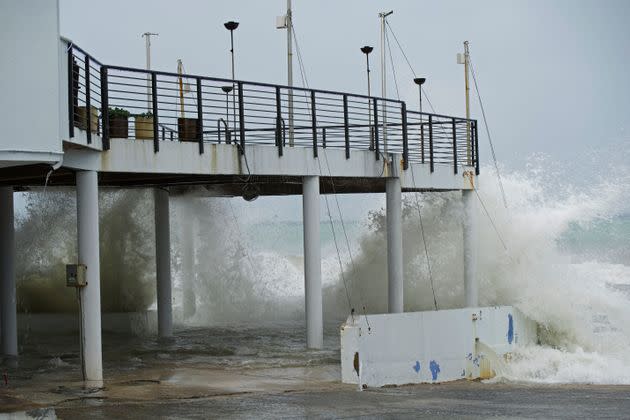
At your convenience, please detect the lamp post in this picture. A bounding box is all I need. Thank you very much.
[361,46,374,150]
[224,21,239,136]
[413,77,426,114]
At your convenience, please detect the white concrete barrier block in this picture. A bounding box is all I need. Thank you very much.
[340,306,536,387]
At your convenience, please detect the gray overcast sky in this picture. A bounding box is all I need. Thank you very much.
[56,0,630,220]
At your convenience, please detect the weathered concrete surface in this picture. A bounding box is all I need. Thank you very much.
[2,362,630,419]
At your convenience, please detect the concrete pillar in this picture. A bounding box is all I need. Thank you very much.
[76,171,103,384]
[302,176,323,349]
[155,188,172,337]
[182,204,196,320]
[463,190,478,307]
[386,177,403,313]
[1,187,17,358]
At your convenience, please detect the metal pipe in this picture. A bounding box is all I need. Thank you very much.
[303,175,323,349]
[386,177,403,313]
[154,188,173,337]
[76,171,103,385]
[287,0,294,146]
[1,187,17,358]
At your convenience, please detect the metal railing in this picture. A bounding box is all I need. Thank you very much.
[67,43,479,174]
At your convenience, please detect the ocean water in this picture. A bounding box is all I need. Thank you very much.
[11,158,630,386]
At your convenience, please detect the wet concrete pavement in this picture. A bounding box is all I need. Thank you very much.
[3,365,630,419]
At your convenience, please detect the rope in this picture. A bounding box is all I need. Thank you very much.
[468,54,508,209]
[410,170,438,310]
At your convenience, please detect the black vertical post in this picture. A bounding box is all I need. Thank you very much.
[151,72,159,153]
[275,86,283,156]
[373,98,380,160]
[84,55,92,144]
[196,78,204,154]
[67,46,75,138]
[401,102,408,170]
[420,124,425,164]
[343,94,350,159]
[238,81,245,155]
[100,67,110,150]
[322,127,327,148]
[452,118,458,174]
[311,91,317,158]
[429,114,434,173]
[474,120,480,175]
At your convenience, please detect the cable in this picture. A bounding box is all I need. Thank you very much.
[384,30,400,101]
[410,170,438,310]
[385,21,437,113]
[468,54,508,209]
[471,187,508,251]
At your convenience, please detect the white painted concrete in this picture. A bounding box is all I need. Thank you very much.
[76,170,103,384]
[155,188,173,337]
[0,187,18,357]
[463,190,478,307]
[61,140,475,192]
[341,306,537,387]
[0,0,62,167]
[302,176,323,349]
[386,177,403,313]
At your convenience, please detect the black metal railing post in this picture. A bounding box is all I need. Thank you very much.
[67,45,75,138]
[151,72,159,153]
[420,123,425,164]
[474,120,480,175]
[275,86,283,157]
[84,55,92,144]
[429,114,434,173]
[401,102,409,170]
[311,90,317,158]
[322,127,327,148]
[373,98,380,161]
[452,118,458,174]
[238,81,245,155]
[196,78,204,154]
[343,94,350,159]
[100,66,110,150]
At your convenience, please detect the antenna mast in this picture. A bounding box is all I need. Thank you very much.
[378,11,393,153]
[142,32,158,112]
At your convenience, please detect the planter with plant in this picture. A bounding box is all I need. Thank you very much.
[108,107,130,139]
[134,111,154,140]
[75,105,99,133]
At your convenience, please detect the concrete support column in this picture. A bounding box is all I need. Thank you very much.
[76,171,103,384]
[302,176,323,349]
[463,190,478,307]
[386,177,404,313]
[182,203,196,320]
[155,188,173,337]
[1,187,17,358]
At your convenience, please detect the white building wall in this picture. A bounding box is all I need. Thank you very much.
[0,0,62,168]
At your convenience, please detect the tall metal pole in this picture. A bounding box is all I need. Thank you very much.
[287,0,294,147]
[464,41,471,166]
[361,46,374,150]
[379,11,392,153]
[230,30,236,131]
[142,32,158,113]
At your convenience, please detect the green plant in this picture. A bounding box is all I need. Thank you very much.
[136,111,153,118]
[108,107,130,118]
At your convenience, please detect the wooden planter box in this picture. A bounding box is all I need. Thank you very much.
[108,115,129,139]
[178,117,199,142]
[134,116,154,140]
[75,106,98,133]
